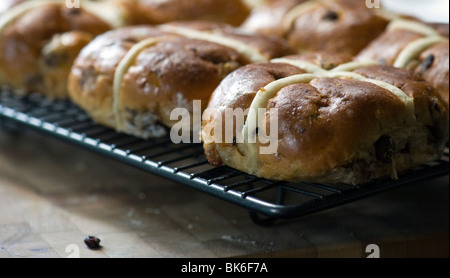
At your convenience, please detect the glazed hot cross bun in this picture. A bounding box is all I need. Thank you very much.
[68,22,294,139]
[357,18,449,104]
[201,56,449,185]
[0,0,256,98]
[240,0,391,56]
[0,0,146,98]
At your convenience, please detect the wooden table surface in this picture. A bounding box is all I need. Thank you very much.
[0,127,448,258]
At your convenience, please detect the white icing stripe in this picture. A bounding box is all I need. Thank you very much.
[0,0,64,33]
[326,71,416,124]
[394,36,448,68]
[81,1,126,29]
[330,60,380,72]
[374,8,399,22]
[270,58,327,74]
[282,0,333,32]
[271,58,380,74]
[113,36,177,131]
[387,19,441,36]
[243,74,317,167]
[159,25,267,63]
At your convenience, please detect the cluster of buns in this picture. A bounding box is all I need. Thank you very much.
[0,0,254,98]
[0,0,448,185]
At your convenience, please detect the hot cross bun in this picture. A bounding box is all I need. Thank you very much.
[201,56,449,184]
[67,23,294,138]
[0,0,254,98]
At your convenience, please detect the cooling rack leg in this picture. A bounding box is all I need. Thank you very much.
[249,211,278,227]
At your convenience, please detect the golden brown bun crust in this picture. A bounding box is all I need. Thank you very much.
[0,3,112,98]
[354,65,448,128]
[119,37,248,129]
[68,26,169,128]
[202,64,449,184]
[287,0,390,55]
[206,62,307,117]
[356,24,449,104]
[40,31,95,99]
[281,51,354,70]
[138,0,252,27]
[0,0,256,98]
[241,0,390,56]
[241,0,305,37]
[427,23,449,38]
[164,21,295,59]
[414,41,449,104]
[68,23,295,136]
[356,29,423,65]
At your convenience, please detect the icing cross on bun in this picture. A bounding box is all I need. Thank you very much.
[357,18,449,104]
[201,56,449,185]
[68,23,294,139]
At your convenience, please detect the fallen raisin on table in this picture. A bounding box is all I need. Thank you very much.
[84,236,101,250]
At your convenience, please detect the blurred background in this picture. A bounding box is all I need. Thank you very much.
[382,0,449,23]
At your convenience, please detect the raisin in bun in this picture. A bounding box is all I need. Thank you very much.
[240,0,391,56]
[68,23,294,139]
[201,58,449,185]
[357,19,449,104]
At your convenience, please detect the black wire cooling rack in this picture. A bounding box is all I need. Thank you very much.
[1,89,449,225]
